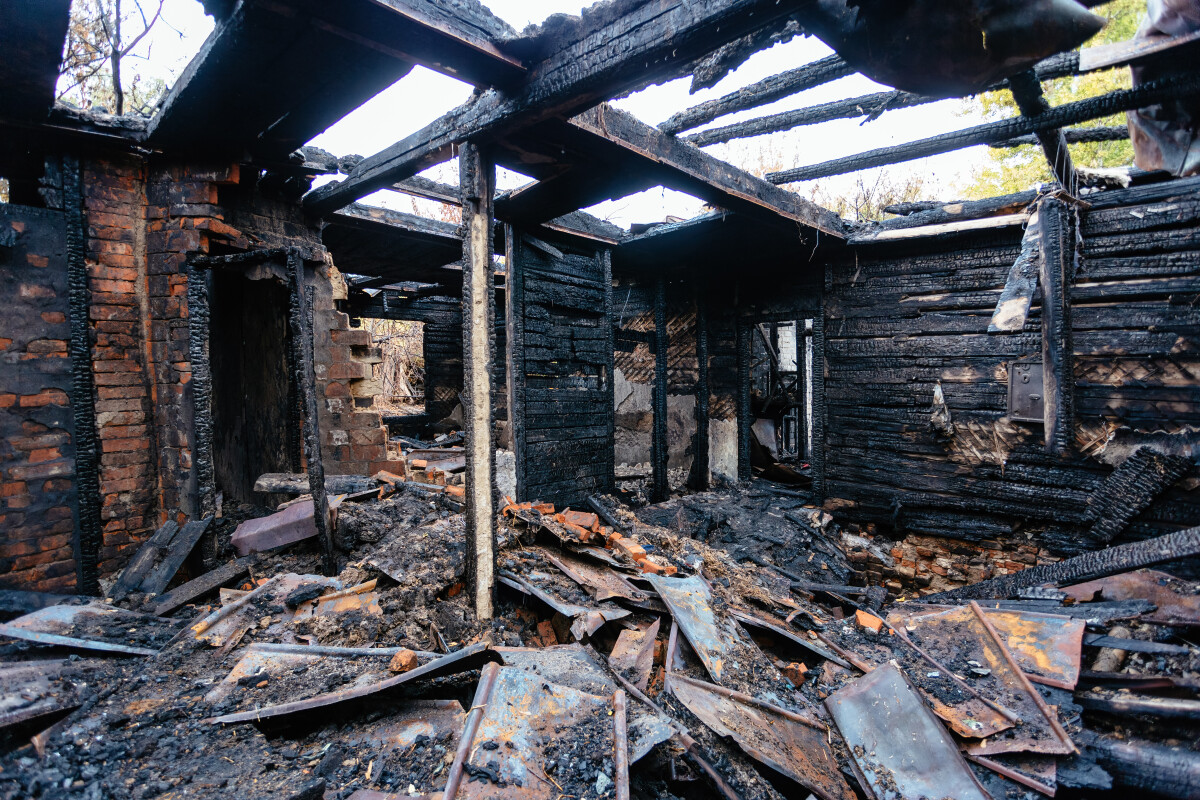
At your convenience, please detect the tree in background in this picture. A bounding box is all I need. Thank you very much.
[959,0,1145,198]
[59,0,171,115]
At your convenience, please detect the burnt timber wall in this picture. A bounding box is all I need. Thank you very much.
[509,235,613,507]
[821,178,1200,590]
[0,205,79,591]
[422,320,507,424]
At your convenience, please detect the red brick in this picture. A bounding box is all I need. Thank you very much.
[90,304,137,322]
[350,444,385,461]
[93,359,140,373]
[19,389,68,407]
[328,362,370,380]
[0,394,16,408]
[93,372,143,386]
[40,312,67,324]
[331,328,372,346]
[350,427,385,445]
[0,482,28,497]
[10,460,73,481]
[102,438,150,453]
[26,255,49,268]
[27,448,61,464]
[325,381,349,398]
[98,385,147,400]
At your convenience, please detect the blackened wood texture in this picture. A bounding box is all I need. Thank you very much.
[818,183,1200,552]
[509,233,612,508]
[736,320,752,482]
[304,0,817,214]
[766,73,1200,184]
[651,277,670,502]
[690,287,711,491]
[460,143,497,620]
[1038,198,1074,456]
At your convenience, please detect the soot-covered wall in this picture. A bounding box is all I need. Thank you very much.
[818,177,1200,591]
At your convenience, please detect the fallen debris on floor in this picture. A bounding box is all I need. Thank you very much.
[1,486,1198,800]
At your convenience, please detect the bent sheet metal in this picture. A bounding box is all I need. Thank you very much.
[826,661,991,800]
[667,672,855,800]
[0,602,181,656]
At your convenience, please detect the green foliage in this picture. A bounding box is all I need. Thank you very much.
[959,0,1146,199]
[59,0,169,116]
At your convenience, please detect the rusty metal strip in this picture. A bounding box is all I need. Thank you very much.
[676,732,744,800]
[825,661,991,800]
[668,672,824,730]
[0,604,170,657]
[209,642,500,727]
[730,608,853,669]
[647,574,751,684]
[812,631,873,673]
[966,753,1057,797]
[442,660,501,800]
[970,602,1076,755]
[614,690,630,800]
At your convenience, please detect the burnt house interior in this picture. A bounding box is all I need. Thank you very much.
[2,0,1200,798]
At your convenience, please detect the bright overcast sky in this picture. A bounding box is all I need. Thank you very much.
[107,0,1003,228]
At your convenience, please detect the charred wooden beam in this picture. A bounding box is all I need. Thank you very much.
[287,252,336,577]
[461,143,497,620]
[991,125,1129,149]
[1091,736,1200,798]
[923,524,1200,603]
[1038,197,1074,455]
[602,249,616,495]
[304,0,817,214]
[651,276,670,503]
[0,1,72,121]
[1009,70,1077,193]
[63,156,101,596]
[766,73,1200,184]
[505,228,527,503]
[496,105,844,235]
[811,288,827,499]
[660,54,853,135]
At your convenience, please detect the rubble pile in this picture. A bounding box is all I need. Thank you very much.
[0,485,1198,800]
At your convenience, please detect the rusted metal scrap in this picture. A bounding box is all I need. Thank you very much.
[608,618,660,692]
[442,663,626,800]
[497,569,629,640]
[1064,569,1200,627]
[825,661,992,800]
[897,603,1075,755]
[646,574,763,686]
[667,672,854,800]
[0,602,180,657]
[209,641,501,729]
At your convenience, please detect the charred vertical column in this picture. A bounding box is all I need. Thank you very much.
[504,225,526,501]
[186,261,215,519]
[63,155,101,595]
[461,142,497,620]
[690,283,710,491]
[286,251,335,577]
[736,319,752,483]
[601,249,616,494]
[811,273,828,500]
[1039,197,1075,456]
[651,275,669,502]
[797,318,808,460]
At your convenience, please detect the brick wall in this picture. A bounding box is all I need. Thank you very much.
[844,525,1062,598]
[83,157,156,576]
[0,205,78,591]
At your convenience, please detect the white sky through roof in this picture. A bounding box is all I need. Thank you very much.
[87,0,1003,228]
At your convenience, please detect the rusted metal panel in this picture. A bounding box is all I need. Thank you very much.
[497,570,629,639]
[644,574,738,684]
[443,665,619,799]
[729,607,853,670]
[543,549,649,602]
[892,604,1075,755]
[608,619,659,692]
[825,661,991,800]
[209,642,501,727]
[0,603,177,657]
[668,673,854,800]
[1064,569,1200,627]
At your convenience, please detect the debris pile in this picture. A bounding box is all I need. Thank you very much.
[1,486,1198,800]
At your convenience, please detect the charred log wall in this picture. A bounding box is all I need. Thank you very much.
[822,183,1200,589]
[511,236,612,507]
[421,320,507,424]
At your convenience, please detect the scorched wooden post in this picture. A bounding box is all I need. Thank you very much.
[460,142,497,619]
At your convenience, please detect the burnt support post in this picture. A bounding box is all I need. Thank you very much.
[811,279,828,499]
[1038,197,1074,456]
[689,283,710,491]
[651,275,669,502]
[286,251,336,577]
[504,225,526,501]
[736,319,752,483]
[1009,70,1077,195]
[460,142,497,620]
[601,249,616,494]
[63,155,101,595]
[796,318,808,460]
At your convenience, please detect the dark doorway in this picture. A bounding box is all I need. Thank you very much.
[209,270,295,505]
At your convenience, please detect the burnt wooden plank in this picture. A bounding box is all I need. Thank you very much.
[1039,198,1074,455]
[110,521,179,602]
[304,0,815,213]
[152,555,257,617]
[141,517,214,596]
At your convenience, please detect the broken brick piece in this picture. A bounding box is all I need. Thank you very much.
[779,662,809,685]
[534,620,557,647]
[532,503,555,515]
[388,648,418,674]
[639,558,677,577]
[444,484,465,498]
[562,510,600,531]
[372,470,405,486]
[562,521,592,542]
[613,537,647,562]
[855,609,886,633]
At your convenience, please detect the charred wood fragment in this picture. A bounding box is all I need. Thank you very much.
[652,276,669,503]
[1038,197,1074,456]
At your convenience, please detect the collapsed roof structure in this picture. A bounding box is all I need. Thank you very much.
[1,0,1200,798]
